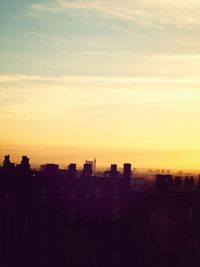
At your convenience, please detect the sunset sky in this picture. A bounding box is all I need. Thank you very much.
[1,0,200,170]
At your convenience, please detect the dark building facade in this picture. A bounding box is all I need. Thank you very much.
[0,156,133,267]
[1,156,200,267]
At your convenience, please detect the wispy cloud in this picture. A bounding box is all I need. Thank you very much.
[1,74,200,85]
[31,0,200,28]
[154,54,200,60]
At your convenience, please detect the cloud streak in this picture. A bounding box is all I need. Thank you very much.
[1,74,200,85]
[153,54,200,60]
[31,0,200,28]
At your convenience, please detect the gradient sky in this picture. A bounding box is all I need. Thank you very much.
[1,0,200,169]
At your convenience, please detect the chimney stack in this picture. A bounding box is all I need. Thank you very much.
[123,163,131,178]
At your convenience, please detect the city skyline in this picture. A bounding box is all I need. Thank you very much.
[1,152,200,267]
[1,1,200,169]
[1,154,200,174]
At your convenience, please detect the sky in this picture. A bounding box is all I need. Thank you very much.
[1,0,200,170]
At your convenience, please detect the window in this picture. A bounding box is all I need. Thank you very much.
[85,191,91,199]
[187,237,193,248]
[41,186,49,199]
[40,209,48,223]
[67,207,76,222]
[113,205,120,220]
[187,206,193,222]
[59,185,65,199]
[59,208,64,219]
[40,232,48,249]
[113,185,120,198]
[96,207,102,221]
[95,186,101,199]
[68,186,77,199]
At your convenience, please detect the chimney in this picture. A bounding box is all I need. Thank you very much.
[3,155,12,169]
[123,163,131,178]
[110,164,118,177]
[67,164,78,178]
[82,163,92,177]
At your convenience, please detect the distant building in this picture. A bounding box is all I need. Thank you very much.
[85,159,96,172]
[155,174,173,191]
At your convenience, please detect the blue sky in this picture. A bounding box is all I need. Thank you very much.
[1,0,200,77]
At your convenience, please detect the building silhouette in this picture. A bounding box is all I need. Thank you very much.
[1,155,200,267]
